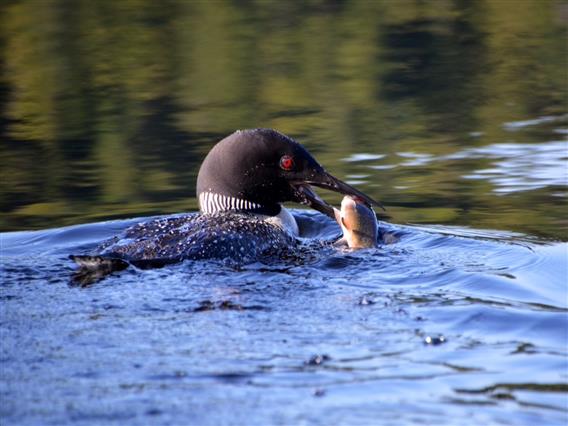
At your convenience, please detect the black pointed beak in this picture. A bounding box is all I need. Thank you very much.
[291,170,384,219]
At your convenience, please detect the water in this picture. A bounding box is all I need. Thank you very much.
[2,215,567,425]
[1,1,568,425]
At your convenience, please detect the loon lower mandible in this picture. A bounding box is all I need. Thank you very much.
[70,129,382,283]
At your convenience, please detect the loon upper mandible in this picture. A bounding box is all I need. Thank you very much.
[71,129,381,279]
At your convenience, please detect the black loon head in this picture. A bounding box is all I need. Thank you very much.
[196,128,381,218]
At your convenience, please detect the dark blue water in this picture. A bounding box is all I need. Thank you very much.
[1,212,567,425]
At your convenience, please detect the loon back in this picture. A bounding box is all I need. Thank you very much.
[95,213,297,264]
[70,213,297,286]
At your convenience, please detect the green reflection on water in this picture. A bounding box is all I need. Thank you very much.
[1,0,566,239]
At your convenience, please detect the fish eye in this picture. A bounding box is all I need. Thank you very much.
[279,155,295,171]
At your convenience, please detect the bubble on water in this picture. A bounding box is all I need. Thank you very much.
[424,335,446,345]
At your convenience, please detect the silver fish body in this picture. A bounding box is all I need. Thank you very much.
[333,196,378,249]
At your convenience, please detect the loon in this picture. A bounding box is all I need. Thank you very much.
[71,129,380,282]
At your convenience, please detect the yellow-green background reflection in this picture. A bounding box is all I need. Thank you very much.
[1,0,566,239]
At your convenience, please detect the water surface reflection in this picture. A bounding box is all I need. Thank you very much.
[1,0,566,240]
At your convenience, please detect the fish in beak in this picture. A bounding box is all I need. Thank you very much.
[333,196,379,249]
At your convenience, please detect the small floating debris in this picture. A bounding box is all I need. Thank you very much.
[313,388,326,397]
[145,408,163,416]
[305,354,331,366]
[424,335,447,345]
[192,300,267,312]
[492,392,515,400]
[511,342,536,354]
[358,295,376,305]
[193,300,215,312]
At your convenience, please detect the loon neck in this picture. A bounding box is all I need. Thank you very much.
[198,191,299,236]
[198,191,278,216]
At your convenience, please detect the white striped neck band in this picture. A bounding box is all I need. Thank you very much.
[198,192,264,215]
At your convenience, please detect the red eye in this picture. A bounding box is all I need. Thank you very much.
[279,155,294,171]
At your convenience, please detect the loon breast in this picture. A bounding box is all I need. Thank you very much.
[264,207,299,237]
